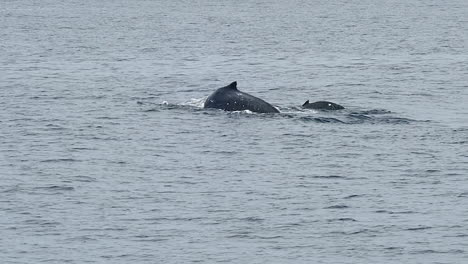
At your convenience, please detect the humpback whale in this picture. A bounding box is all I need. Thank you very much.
[204,82,279,113]
[302,100,344,110]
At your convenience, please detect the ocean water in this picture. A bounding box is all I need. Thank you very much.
[1,0,468,263]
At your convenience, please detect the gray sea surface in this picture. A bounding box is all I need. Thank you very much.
[1,0,468,263]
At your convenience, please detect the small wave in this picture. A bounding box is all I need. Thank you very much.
[327,218,357,222]
[252,235,283,240]
[45,124,66,130]
[406,226,432,231]
[324,204,349,209]
[344,194,364,199]
[40,158,79,163]
[71,147,96,150]
[1,185,22,193]
[133,237,168,242]
[95,116,121,120]
[35,185,75,191]
[384,246,404,251]
[377,116,414,124]
[23,219,61,226]
[298,116,345,123]
[449,141,468,144]
[226,234,251,239]
[410,249,465,254]
[73,176,97,182]
[64,236,98,242]
[354,109,392,115]
[375,210,416,214]
[345,113,415,125]
[329,229,371,235]
[239,217,264,222]
[312,175,345,179]
[347,113,373,120]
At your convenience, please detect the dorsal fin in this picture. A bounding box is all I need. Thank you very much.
[302,100,310,106]
[226,81,237,90]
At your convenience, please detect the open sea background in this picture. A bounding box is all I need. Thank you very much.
[1,0,468,263]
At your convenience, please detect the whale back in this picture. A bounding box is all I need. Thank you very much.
[204,82,279,113]
[302,100,344,110]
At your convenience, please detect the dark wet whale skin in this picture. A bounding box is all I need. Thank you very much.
[204,82,280,113]
[302,100,344,110]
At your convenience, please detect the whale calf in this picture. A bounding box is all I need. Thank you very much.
[204,81,279,113]
[302,100,344,110]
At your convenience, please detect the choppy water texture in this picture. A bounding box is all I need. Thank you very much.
[1,0,468,263]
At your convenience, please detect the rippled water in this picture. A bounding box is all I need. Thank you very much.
[2,0,468,263]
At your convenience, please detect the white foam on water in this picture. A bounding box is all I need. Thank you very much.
[180,97,207,108]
